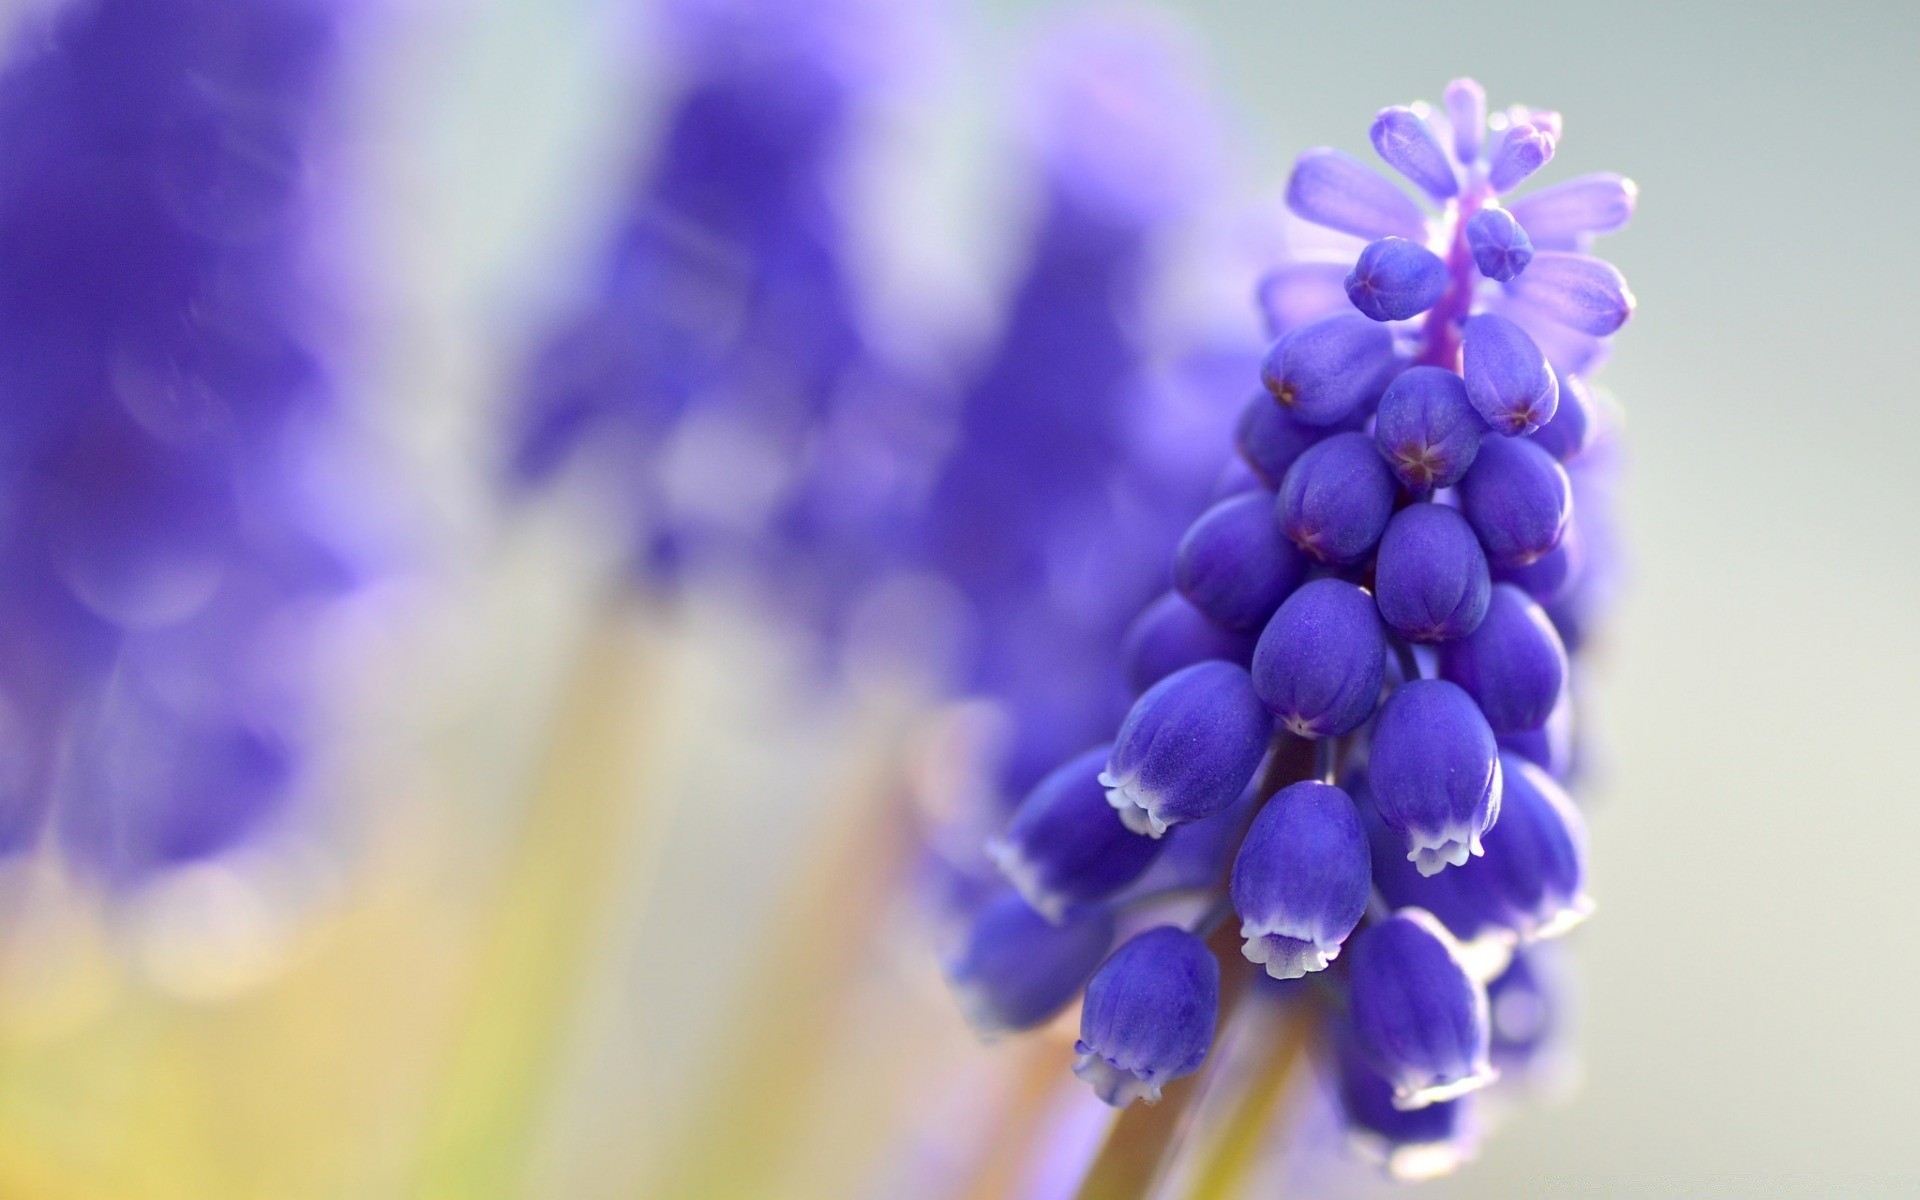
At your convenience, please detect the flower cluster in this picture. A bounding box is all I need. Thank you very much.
[944,78,1633,1180]
[509,0,935,638]
[0,0,350,889]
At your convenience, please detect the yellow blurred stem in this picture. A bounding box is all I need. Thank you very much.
[1181,1001,1319,1200]
[411,599,657,1199]
[960,1037,1081,1200]
[650,747,915,1199]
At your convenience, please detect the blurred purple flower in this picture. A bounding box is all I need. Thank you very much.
[0,0,350,886]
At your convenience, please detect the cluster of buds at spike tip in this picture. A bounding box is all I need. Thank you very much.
[938,77,1632,1181]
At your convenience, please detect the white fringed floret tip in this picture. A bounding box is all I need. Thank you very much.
[1240,926,1340,981]
[1389,1062,1499,1112]
[1406,823,1484,876]
[983,836,1069,924]
[1097,769,1170,838]
[1072,1050,1161,1108]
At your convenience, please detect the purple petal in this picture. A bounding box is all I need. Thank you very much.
[1370,106,1459,199]
[1286,148,1428,242]
[1506,173,1638,247]
[1503,252,1635,336]
[1443,78,1487,164]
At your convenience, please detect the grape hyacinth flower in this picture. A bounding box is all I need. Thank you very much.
[0,0,354,889]
[1230,780,1370,979]
[1073,926,1219,1106]
[1346,909,1497,1109]
[987,746,1164,922]
[946,892,1115,1035]
[1101,661,1272,837]
[938,77,1638,1184]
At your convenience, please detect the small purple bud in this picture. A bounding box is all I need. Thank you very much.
[1491,524,1582,605]
[1373,365,1485,491]
[1345,237,1450,322]
[1347,909,1496,1109]
[1102,661,1272,837]
[1230,780,1370,979]
[1175,490,1308,632]
[1336,1035,1479,1180]
[1504,252,1636,336]
[1260,314,1400,427]
[1369,106,1459,199]
[1464,207,1533,282]
[1121,591,1259,695]
[1439,585,1569,735]
[1255,261,1352,337]
[988,747,1165,922]
[1285,148,1428,242]
[1527,371,1597,461]
[1486,123,1554,194]
[1074,926,1219,1106]
[1236,392,1329,486]
[1506,173,1638,247]
[1442,78,1487,165]
[1368,680,1502,876]
[1251,578,1386,739]
[1277,432,1397,565]
[1374,505,1491,644]
[946,892,1115,1035]
[1462,314,1558,436]
[1458,436,1573,568]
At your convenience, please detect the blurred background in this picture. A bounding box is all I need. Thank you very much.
[0,0,1912,1196]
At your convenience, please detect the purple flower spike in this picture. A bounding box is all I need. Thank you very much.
[1487,123,1555,194]
[1074,926,1219,1106]
[1528,371,1597,461]
[946,893,1115,1036]
[1101,661,1272,837]
[1285,148,1428,242]
[988,747,1165,922]
[1278,432,1398,565]
[1121,591,1258,695]
[1504,252,1636,336]
[1458,437,1573,567]
[1374,505,1492,644]
[1236,392,1333,486]
[1439,584,1569,735]
[1506,173,1638,247]
[1337,1035,1480,1181]
[1346,237,1450,322]
[1370,106,1459,199]
[1464,208,1533,282]
[1442,78,1487,165]
[1347,909,1497,1109]
[1369,680,1503,875]
[1251,578,1387,739]
[1256,261,1354,337]
[1463,314,1559,436]
[1175,491,1307,632]
[1260,314,1401,426]
[1373,365,1486,492]
[1230,780,1370,979]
